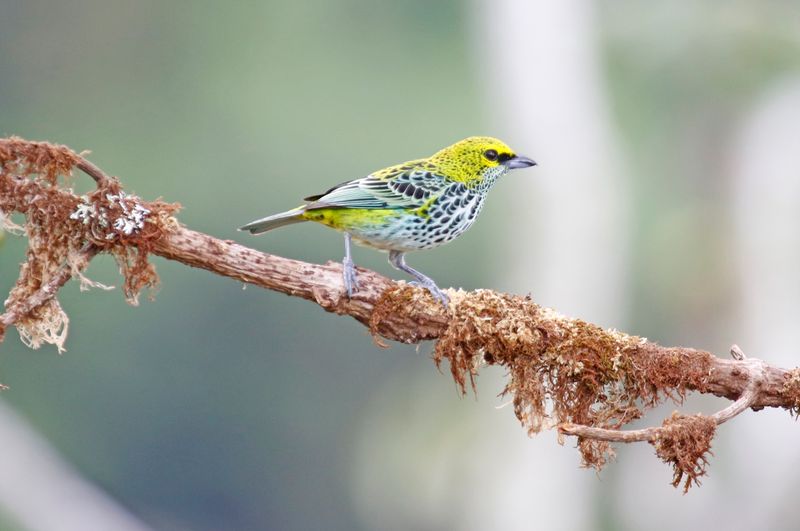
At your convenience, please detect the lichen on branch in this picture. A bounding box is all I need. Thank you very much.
[0,137,178,350]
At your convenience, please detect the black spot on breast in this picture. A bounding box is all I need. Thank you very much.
[440,216,451,224]
[432,210,443,218]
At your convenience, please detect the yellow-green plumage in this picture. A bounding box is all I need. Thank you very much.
[302,208,401,232]
[240,136,536,304]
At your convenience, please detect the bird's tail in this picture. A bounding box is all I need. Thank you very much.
[239,207,307,234]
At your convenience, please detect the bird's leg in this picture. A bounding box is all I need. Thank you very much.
[342,232,358,297]
[388,250,449,306]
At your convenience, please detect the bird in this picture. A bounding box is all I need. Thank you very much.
[239,136,536,305]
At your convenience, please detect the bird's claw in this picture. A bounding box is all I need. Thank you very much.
[407,280,449,307]
[342,257,358,298]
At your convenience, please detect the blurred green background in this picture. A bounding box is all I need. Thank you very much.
[1,1,799,530]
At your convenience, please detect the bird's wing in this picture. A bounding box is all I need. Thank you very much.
[304,161,449,210]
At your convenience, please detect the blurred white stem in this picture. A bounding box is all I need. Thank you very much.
[470,0,629,529]
[0,401,153,531]
[476,0,629,323]
[728,77,800,529]
[733,78,800,360]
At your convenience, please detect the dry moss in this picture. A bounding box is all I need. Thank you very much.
[369,283,450,345]
[651,412,716,492]
[783,368,800,417]
[427,289,714,471]
[0,137,179,350]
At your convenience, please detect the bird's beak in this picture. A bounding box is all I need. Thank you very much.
[504,154,537,170]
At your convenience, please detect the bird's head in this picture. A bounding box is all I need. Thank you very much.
[428,136,536,186]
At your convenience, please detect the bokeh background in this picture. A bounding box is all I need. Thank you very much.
[1,1,800,529]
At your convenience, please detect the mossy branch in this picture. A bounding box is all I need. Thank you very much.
[2,137,799,491]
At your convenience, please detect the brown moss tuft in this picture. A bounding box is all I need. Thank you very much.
[429,289,714,469]
[368,283,449,345]
[782,368,800,417]
[651,412,716,492]
[1,138,179,349]
[434,290,537,395]
[0,136,81,185]
[578,437,616,470]
[369,285,418,344]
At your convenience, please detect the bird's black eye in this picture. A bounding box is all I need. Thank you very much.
[484,149,498,161]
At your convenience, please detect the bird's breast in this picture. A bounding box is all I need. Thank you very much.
[401,189,487,249]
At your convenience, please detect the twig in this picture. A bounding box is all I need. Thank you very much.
[0,245,98,328]
[557,345,764,443]
[76,159,109,186]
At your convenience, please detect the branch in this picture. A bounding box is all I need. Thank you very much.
[558,346,763,443]
[2,137,799,491]
[0,244,98,330]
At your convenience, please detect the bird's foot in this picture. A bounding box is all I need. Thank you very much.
[407,280,449,307]
[342,256,359,298]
